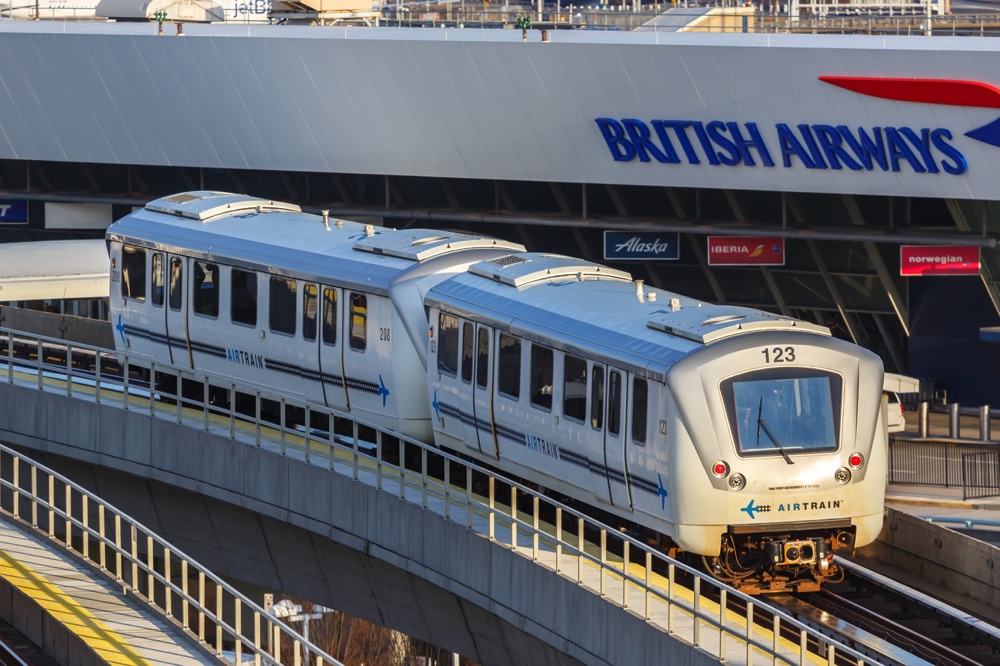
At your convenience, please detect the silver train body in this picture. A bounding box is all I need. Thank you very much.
[108,192,887,593]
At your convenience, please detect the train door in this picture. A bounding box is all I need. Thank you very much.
[605,369,633,509]
[340,290,395,428]
[473,325,496,457]
[164,255,190,367]
[454,320,483,453]
[316,285,348,412]
[585,364,613,504]
[148,250,167,360]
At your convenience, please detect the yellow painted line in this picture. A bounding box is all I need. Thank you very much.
[0,547,152,666]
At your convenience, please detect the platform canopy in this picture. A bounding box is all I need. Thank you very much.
[0,240,109,302]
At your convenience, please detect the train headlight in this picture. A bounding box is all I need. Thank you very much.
[835,467,851,484]
[728,473,746,490]
[848,452,864,469]
[711,461,729,478]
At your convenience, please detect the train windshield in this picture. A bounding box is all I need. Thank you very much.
[722,368,841,457]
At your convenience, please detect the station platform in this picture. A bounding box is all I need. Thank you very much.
[0,515,217,666]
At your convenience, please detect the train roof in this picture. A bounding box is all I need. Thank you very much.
[427,253,829,380]
[108,192,523,295]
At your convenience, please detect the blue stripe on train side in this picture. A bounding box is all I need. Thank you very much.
[438,400,658,498]
[121,323,374,395]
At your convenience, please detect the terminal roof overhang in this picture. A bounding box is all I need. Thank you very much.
[3,24,1000,205]
[0,240,109,302]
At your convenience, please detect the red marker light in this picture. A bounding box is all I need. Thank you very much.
[711,461,729,477]
[848,453,864,469]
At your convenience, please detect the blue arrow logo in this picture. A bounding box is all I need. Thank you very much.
[115,314,126,345]
[377,374,389,407]
[656,473,669,511]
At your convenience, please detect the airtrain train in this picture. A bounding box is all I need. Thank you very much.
[107,191,887,594]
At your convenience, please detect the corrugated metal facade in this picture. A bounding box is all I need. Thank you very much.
[2,23,1000,200]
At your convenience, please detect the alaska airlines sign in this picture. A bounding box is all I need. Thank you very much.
[595,77,1000,176]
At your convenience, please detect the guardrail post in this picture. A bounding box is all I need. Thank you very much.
[949,402,960,438]
[980,405,991,441]
[919,401,929,438]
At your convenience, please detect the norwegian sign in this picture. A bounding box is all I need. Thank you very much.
[900,246,980,276]
[0,199,28,225]
[604,231,679,261]
[708,237,784,266]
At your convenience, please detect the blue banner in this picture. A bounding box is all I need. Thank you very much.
[0,199,28,224]
[604,231,679,261]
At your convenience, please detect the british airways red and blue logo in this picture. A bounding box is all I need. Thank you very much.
[593,76,1000,176]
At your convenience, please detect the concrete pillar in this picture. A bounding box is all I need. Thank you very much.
[919,401,929,438]
[948,402,960,439]
[980,405,991,442]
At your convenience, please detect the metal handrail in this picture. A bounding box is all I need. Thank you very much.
[0,440,346,666]
[0,326,877,665]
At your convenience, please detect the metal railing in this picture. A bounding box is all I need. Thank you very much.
[0,440,346,666]
[0,326,878,665]
[889,438,1000,500]
[961,449,1000,501]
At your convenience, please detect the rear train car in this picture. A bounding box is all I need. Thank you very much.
[107,191,522,439]
[425,252,885,593]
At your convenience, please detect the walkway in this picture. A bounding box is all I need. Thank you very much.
[0,515,215,666]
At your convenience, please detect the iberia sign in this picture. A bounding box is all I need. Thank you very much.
[708,237,784,266]
[900,246,980,276]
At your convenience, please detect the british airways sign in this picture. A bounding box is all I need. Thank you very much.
[595,77,1000,176]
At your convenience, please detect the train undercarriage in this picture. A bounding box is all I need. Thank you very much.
[702,522,858,594]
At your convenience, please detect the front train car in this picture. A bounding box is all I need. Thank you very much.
[660,310,886,593]
[425,253,885,594]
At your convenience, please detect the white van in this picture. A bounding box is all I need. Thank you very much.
[885,391,906,433]
[883,373,918,434]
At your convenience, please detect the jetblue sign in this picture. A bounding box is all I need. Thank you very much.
[595,118,968,176]
[0,199,28,225]
[604,231,679,261]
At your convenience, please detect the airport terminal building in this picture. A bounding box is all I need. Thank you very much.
[0,21,998,403]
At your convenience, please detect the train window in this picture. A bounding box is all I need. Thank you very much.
[461,322,474,384]
[151,253,165,307]
[591,366,604,430]
[303,284,317,342]
[530,345,553,411]
[322,288,337,346]
[350,293,367,351]
[193,261,219,318]
[231,269,258,327]
[498,334,521,399]
[631,378,648,445]
[722,368,841,457]
[169,258,183,311]
[563,355,587,423]
[476,327,489,390]
[608,371,622,437]
[437,313,459,376]
[269,277,297,336]
[121,245,146,302]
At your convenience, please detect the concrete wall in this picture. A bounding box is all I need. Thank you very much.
[0,306,114,350]
[859,507,1000,611]
[0,381,715,666]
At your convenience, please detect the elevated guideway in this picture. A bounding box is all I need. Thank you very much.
[0,442,346,666]
[0,320,881,666]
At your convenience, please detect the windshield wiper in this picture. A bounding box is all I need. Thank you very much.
[757,397,794,465]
